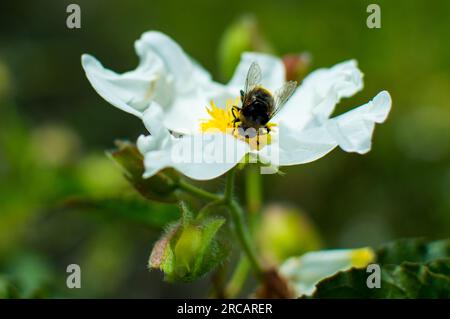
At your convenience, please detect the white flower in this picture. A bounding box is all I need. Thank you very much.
[279,248,375,297]
[81,31,221,134]
[82,31,392,181]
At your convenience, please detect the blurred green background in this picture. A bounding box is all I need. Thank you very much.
[0,0,449,298]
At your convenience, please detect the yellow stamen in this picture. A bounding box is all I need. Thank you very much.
[200,99,276,150]
[200,99,236,133]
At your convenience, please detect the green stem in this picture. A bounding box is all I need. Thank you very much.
[224,168,236,203]
[224,168,263,278]
[178,179,222,201]
[225,255,250,297]
[225,165,264,296]
[246,164,262,216]
[228,199,263,278]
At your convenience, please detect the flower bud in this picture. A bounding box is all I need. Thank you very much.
[174,224,203,276]
[77,154,127,195]
[258,204,322,265]
[218,15,274,81]
[30,124,81,167]
[282,53,312,82]
[149,207,228,282]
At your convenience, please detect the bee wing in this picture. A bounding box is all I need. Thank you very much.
[244,62,262,94]
[270,80,297,118]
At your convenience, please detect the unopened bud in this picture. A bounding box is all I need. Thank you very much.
[258,204,322,265]
[282,53,312,82]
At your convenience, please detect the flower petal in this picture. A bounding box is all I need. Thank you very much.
[269,91,391,166]
[142,103,171,143]
[228,52,286,93]
[260,122,337,166]
[162,94,211,135]
[82,31,216,132]
[139,105,250,180]
[135,32,212,93]
[326,90,391,154]
[81,53,165,118]
[140,133,250,181]
[276,60,364,128]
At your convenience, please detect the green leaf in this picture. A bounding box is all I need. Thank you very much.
[308,238,450,298]
[63,196,180,230]
[4,254,53,298]
[107,140,179,203]
[310,259,450,299]
[149,205,229,282]
[280,247,375,297]
[376,238,450,264]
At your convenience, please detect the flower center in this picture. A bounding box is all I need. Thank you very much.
[200,99,236,134]
[200,99,275,150]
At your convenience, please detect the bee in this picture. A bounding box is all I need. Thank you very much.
[232,62,297,140]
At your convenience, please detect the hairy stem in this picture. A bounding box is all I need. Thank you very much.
[227,199,263,278]
[246,164,262,216]
[225,165,263,296]
[225,255,250,297]
[178,179,222,201]
[223,168,235,203]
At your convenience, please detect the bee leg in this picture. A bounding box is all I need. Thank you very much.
[231,106,240,122]
[256,130,260,149]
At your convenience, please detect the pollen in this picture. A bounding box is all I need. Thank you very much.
[199,98,276,150]
[200,99,236,133]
